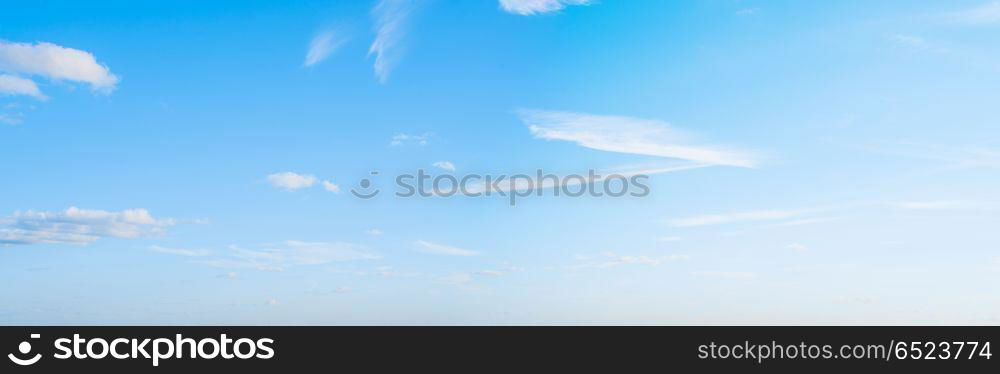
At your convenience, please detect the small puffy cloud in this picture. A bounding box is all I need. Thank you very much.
[304,28,349,67]
[499,0,591,15]
[365,228,383,236]
[415,240,478,256]
[0,40,119,92]
[518,109,758,167]
[0,207,176,246]
[0,74,46,99]
[267,172,317,190]
[266,299,280,306]
[432,161,456,171]
[322,180,341,193]
[390,133,430,146]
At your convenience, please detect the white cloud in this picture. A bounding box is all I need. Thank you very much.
[889,34,929,48]
[415,240,478,256]
[461,163,709,195]
[667,209,804,227]
[596,252,689,268]
[947,1,1000,24]
[477,270,504,276]
[891,200,968,210]
[432,161,456,171]
[201,240,380,271]
[736,8,759,16]
[0,113,22,125]
[869,141,1000,169]
[787,243,808,252]
[365,228,384,236]
[499,0,591,15]
[279,240,379,264]
[0,40,119,92]
[0,74,46,99]
[0,207,176,246]
[518,109,758,167]
[322,180,341,193]
[369,0,418,83]
[390,132,430,146]
[151,245,211,257]
[768,217,839,227]
[572,252,688,269]
[267,172,317,190]
[691,271,757,279]
[266,299,280,306]
[304,28,349,67]
[364,265,418,278]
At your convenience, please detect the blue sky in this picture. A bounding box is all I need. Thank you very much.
[1,0,999,325]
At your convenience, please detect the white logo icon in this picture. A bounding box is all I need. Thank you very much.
[8,334,42,366]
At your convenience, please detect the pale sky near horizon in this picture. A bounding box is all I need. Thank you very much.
[1,0,999,325]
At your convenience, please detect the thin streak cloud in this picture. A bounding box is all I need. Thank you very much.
[369,0,418,83]
[518,109,758,168]
[304,28,350,67]
[499,0,592,15]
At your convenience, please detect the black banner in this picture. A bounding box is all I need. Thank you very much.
[1,327,996,372]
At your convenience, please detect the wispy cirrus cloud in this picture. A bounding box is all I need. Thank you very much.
[866,141,1000,170]
[369,0,419,83]
[415,240,478,256]
[0,40,119,93]
[571,252,688,269]
[889,200,999,212]
[1,207,176,246]
[946,1,1000,24]
[460,163,709,195]
[150,245,211,257]
[499,0,592,15]
[201,241,380,272]
[518,109,758,167]
[691,271,757,279]
[595,252,689,268]
[304,28,350,67]
[667,209,805,227]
